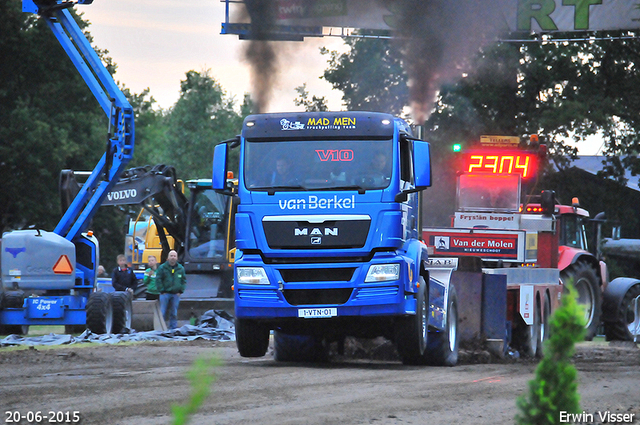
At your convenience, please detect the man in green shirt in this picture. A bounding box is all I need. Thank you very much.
[156,250,186,329]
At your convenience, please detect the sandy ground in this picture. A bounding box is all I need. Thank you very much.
[0,339,638,425]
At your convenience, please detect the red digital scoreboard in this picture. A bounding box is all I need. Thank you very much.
[463,151,537,179]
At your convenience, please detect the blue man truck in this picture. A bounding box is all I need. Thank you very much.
[0,0,134,335]
[212,112,460,365]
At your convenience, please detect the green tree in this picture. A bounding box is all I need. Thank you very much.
[0,2,107,233]
[294,83,328,112]
[322,37,408,115]
[159,70,249,179]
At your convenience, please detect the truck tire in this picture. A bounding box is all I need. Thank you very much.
[235,319,269,357]
[604,283,640,342]
[516,297,540,358]
[424,284,459,366]
[561,262,601,340]
[111,292,133,334]
[394,278,428,365]
[273,331,328,362]
[64,325,86,335]
[86,292,113,334]
[0,292,29,335]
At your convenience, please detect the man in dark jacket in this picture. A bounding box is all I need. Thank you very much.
[111,254,137,293]
[156,250,186,329]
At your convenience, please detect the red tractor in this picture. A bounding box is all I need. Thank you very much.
[523,197,605,340]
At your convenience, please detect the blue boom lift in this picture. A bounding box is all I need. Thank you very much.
[0,0,134,335]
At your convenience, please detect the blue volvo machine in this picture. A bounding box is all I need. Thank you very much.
[0,0,134,335]
[213,112,460,365]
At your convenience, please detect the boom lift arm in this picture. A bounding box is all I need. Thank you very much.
[0,1,136,334]
[23,0,135,242]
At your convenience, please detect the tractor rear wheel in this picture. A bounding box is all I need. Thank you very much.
[561,262,601,340]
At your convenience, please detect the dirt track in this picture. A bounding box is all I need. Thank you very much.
[0,339,638,425]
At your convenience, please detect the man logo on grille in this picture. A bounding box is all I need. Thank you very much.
[311,237,322,244]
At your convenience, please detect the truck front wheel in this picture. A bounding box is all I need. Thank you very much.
[561,262,601,340]
[236,319,269,357]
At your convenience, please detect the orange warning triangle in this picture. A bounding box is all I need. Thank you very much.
[52,255,74,275]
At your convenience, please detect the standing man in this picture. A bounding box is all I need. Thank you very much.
[112,254,137,293]
[143,255,160,301]
[156,250,186,329]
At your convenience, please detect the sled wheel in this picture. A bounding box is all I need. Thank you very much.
[536,293,551,358]
[394,277,428,365]
[425,284,459,366]
[517,296,540,358]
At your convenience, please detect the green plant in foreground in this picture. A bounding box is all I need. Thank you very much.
[171,355,221,425]
[516,283,586,425]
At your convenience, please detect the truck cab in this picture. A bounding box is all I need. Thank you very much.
[213,112,459,365]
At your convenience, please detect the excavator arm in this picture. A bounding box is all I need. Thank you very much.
[60,165,189,257]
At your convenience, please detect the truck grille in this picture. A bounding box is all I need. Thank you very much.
[279,267,356,283]
[283,288,353,306]
[263,218,370,249]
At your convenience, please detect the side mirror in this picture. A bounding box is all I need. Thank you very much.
[212,143,228,190]
[413,140,431,188]
[540,190,556,216]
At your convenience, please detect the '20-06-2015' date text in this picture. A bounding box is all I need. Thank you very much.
[4,411,80,424]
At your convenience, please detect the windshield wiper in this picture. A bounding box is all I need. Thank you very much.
[249,184,307,195]
[333,185,367,194]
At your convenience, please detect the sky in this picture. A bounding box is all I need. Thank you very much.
[80,0,347,112]
[79,1,603,155]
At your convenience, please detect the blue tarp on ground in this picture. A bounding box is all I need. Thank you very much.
[0,310,235,347]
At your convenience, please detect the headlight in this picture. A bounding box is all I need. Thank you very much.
[365,264,400,282]
[237,267,270,285]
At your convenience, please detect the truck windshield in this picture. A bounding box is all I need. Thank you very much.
[188,189,228,259]
[244,139,393,191]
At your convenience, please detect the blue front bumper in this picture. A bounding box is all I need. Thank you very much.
[234,253,417,320]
